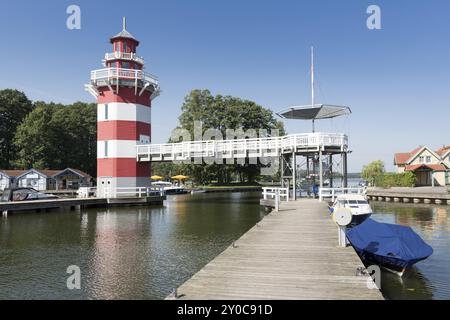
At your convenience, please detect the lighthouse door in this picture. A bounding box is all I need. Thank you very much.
[99,177,113,198]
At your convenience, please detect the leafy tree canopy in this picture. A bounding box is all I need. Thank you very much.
[361,160,385,186]
[13,101,97,176]
[153,89,285,185]
[0,89,34,168]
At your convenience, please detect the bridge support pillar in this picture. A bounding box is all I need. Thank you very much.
[341,152,348,188]
[329,154,333,188]
[292,152,296,200]
[319,149,323,189]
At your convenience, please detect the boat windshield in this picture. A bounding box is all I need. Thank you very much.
[357,200,368,204]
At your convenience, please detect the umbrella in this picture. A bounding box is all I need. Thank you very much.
[151,175,163,180]
[171,175,189,180]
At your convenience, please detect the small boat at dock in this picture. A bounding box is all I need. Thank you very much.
[346,218,433,276]
[329,194,372,226]
[152,181,189,195]
[190,189,206,194]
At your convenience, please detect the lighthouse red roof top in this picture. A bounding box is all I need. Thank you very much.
[110,17,139,44]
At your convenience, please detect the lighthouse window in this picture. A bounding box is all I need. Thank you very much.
[123,42,128,52]
[104,141,108,158]
[122,62,130,69]
[104,104,109,120]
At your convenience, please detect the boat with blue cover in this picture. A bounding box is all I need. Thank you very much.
[346,218,433,276]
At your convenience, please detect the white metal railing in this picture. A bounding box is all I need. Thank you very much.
[91,68,158,86]
[104,52,145,64]
[77,187,97,198]
[136,133,348,162]
[104,187,165,199]
[262,187,289,202]
[318,187,366,202]
[262,187,289,212]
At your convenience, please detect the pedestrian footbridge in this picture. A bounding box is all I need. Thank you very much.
[136,132,348,162]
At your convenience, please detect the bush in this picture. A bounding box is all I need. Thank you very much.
[375,172,416,188]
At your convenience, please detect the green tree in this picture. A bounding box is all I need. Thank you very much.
[13,102,97,176]
[0,89,34,168]
[161,89,285,185]
[361,160,385,186]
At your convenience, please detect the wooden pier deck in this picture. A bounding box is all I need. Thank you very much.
[0,195,165,214]
[172,199,383,300]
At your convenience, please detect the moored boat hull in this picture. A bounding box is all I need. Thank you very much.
[346,218,433,277]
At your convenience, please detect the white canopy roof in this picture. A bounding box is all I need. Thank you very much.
[277,104,351,120]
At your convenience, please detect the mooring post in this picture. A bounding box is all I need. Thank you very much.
[2,210,7,217]
[275,189,280,212]
[172,287,178,299]
[338,226,348,247]
[333,208,351,247]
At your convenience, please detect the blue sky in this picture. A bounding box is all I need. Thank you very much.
[0,0,449,171]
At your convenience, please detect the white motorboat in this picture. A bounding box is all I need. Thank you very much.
[152,181,189,195]
[329,194,372,226]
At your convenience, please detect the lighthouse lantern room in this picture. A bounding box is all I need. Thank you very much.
[85,18,160,197]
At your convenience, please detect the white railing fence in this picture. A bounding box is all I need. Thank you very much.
[262,187,289,212]
[77,187,97,198]
[104,52,145,64]
[318,187,367,202]
[103,187,165,199]
[262,187,290,202]
[137,132,348,162]
[91,68,158,86]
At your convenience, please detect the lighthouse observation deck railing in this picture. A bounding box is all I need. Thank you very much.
[91,68,158,86]
[136,132,347,162]
[104,52,145,65]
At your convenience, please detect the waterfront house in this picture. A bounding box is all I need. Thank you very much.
[0,170,26,191]
[52,168,92,190]
[0,168,92,191]
[15,169,61,191]
[394,145,450,186]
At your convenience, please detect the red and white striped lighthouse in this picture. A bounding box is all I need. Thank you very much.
[85,18,160,197]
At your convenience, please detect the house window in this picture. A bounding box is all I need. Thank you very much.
[419,156,424,163]
[426,156,431,163]
[104,141,108,158]
[105,104,109,120]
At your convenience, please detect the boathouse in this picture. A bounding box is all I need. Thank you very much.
[394,145,450,186]
[0,168,92,191]
[0,170,24,191]
[52,168,92,190]
[15,169,61,191]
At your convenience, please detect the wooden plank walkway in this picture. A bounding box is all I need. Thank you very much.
[172,199,383,300]
[0,195,165,214]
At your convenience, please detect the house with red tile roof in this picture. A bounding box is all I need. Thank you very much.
[394,145,450,186]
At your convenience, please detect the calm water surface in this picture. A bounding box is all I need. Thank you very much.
[371,202,450,300]
[0,192,449,300]
[0,193,264,299]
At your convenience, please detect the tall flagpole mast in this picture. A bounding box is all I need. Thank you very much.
[311,46,315,133]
